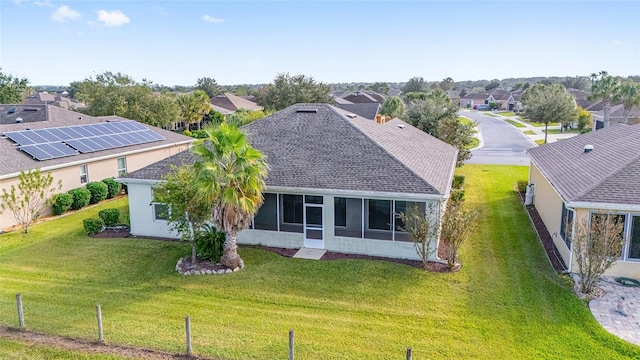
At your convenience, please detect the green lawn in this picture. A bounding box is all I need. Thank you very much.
[523,130,536,135]
[466,137,480,149]
[543,128,581,134]
[497,111,517,117]
[528,121,560,127]
[459,116,474,126]
[1,166,639,359]
[535,139,547,145]
[0,338,128,359]
[504,119,526,128]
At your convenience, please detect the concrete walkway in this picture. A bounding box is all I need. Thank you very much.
[589,277,640,346]
[488,111,580,144]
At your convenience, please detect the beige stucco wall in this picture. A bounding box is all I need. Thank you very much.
[0,143,189,231]
[529,163,571,265]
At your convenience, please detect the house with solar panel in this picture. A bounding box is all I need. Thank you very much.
[120,104,458,260]
[0,104,194,230]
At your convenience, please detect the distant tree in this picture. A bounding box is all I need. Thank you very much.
[575,106,592,132]
[228,85,251,96]
[195,77,223,98]
[147,92,181,128]
[561,76,589,91]
[193,124,269,269]
[589,72,599,87]
[484,79,500,91]
[438,77,455,91]
[178,90,210,130]
[202,109,226,126]
[589,72,621,128]
[459,89,468,98]
[153,165,212,264]
[573,212,625,294]
[513,83,524,90]
[616,82,640,124]
[522,82,531,90]
[521,83,576,143]
[0,68,32,104]
[537,78,556,86]
[380,96,405,119]
[368,82,390,95]
[402,76,428,93]
[226,109,271,127]
[437,117,475,166]
[0,169,61,234]
[253,73,332,111]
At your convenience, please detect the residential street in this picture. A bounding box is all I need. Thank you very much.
[461,110,535,165]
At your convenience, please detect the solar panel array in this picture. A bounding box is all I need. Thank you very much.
[2,121,165,161]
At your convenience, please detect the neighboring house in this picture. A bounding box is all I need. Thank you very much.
[332,94,354,105]
[210,93,263,113]
[526,124,640,278]
[487,89,515,110]
[342,91,386,104]
[23,91,86,110]
[120,103,458,260]
[446,90,460,103]
[0,104,193,230]
[460,92,489,109]
[335,103,381,120]
[592,104,640,129]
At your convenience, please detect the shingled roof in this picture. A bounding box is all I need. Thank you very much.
[126,103,457,196]
[0,105,193,177]
[527,124,640,205]
[335,103,381,120]
[210,93,262,112]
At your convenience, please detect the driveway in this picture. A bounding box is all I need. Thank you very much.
[461,110,535,166]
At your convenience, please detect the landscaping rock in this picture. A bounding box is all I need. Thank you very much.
[225,268,232,274]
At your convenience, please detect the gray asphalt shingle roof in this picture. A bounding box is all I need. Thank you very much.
[334,103,381,120]
[527,124,640,205]
[0,105,194,177]
[126,104,457,196]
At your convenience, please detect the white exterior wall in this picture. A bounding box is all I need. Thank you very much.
[124,182,444,259]
[127,182,178,239]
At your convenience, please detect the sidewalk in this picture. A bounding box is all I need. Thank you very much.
[490,111,580,145]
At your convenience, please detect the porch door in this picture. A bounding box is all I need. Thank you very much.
[303,196,324,249]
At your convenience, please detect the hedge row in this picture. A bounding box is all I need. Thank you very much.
[52,177,123,216]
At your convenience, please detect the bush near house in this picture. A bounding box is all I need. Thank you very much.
[101,178,122,199]
[195,224,226,262]
[51,193,74,215]
[98,209,121,227]
[82,218,104,235]
[68,188,91,210]
[85,182,108,204]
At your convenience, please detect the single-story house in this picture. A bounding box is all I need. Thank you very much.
[210,93,263,113]
[335,103,381,120]
[341,91,386,104]
[0,104,193,230]
[592,104,640,129]
[487,89,516,110]
[526,124,640,278]
[460,92,489,109]
[120,103,458,260]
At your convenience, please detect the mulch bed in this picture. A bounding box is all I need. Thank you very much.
[516,191,567,272]
[91,229,453,273]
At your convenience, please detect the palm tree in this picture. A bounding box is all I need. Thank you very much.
[616,82,640,124]
[192,123,268,269]
[588,74,620,128]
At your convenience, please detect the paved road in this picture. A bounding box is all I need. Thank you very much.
[461,110,535,165]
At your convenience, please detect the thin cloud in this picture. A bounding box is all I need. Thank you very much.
[12,0,28,5]
[152,5,168,16]
[96,10,131,27]
[203,14,224,23]
[34,0,54,7]
[51,5,82,23]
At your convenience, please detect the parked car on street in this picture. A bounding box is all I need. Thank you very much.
[476,104,491,111]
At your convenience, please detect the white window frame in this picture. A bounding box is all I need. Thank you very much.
[79,164,88,184]
[117,157,127,177]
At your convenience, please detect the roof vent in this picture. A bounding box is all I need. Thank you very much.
[396,124,405,129]
[296,108,318,113]
[15,117,23,123]
[584,144,594,153]
[8,107,16,114]
[345,113,357,118]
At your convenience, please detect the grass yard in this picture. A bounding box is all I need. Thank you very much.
[497,111,517,117]
[503,119,525,128]
[466,137,480,149]
[1,166,639,359]
[543,128,581,134]
[459,116,474,126]
[523,130,536,135]
[0,338,127,359]
[535,139,547,145]
[528,121,560,127]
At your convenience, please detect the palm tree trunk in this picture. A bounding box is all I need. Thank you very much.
[544,123,548,144]
[191,242,197,264]
[220,230,241,269]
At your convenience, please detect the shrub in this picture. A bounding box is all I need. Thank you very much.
[83,218,104,235]
[98,208,120,227]
[101,178,122,199]
[195,224,225,262]
[86,182,108,204]
[68,188,91,210]
[52,193,74,215]
[452,175,465,190]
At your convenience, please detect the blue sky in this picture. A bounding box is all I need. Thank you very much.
[1,0,639,86]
